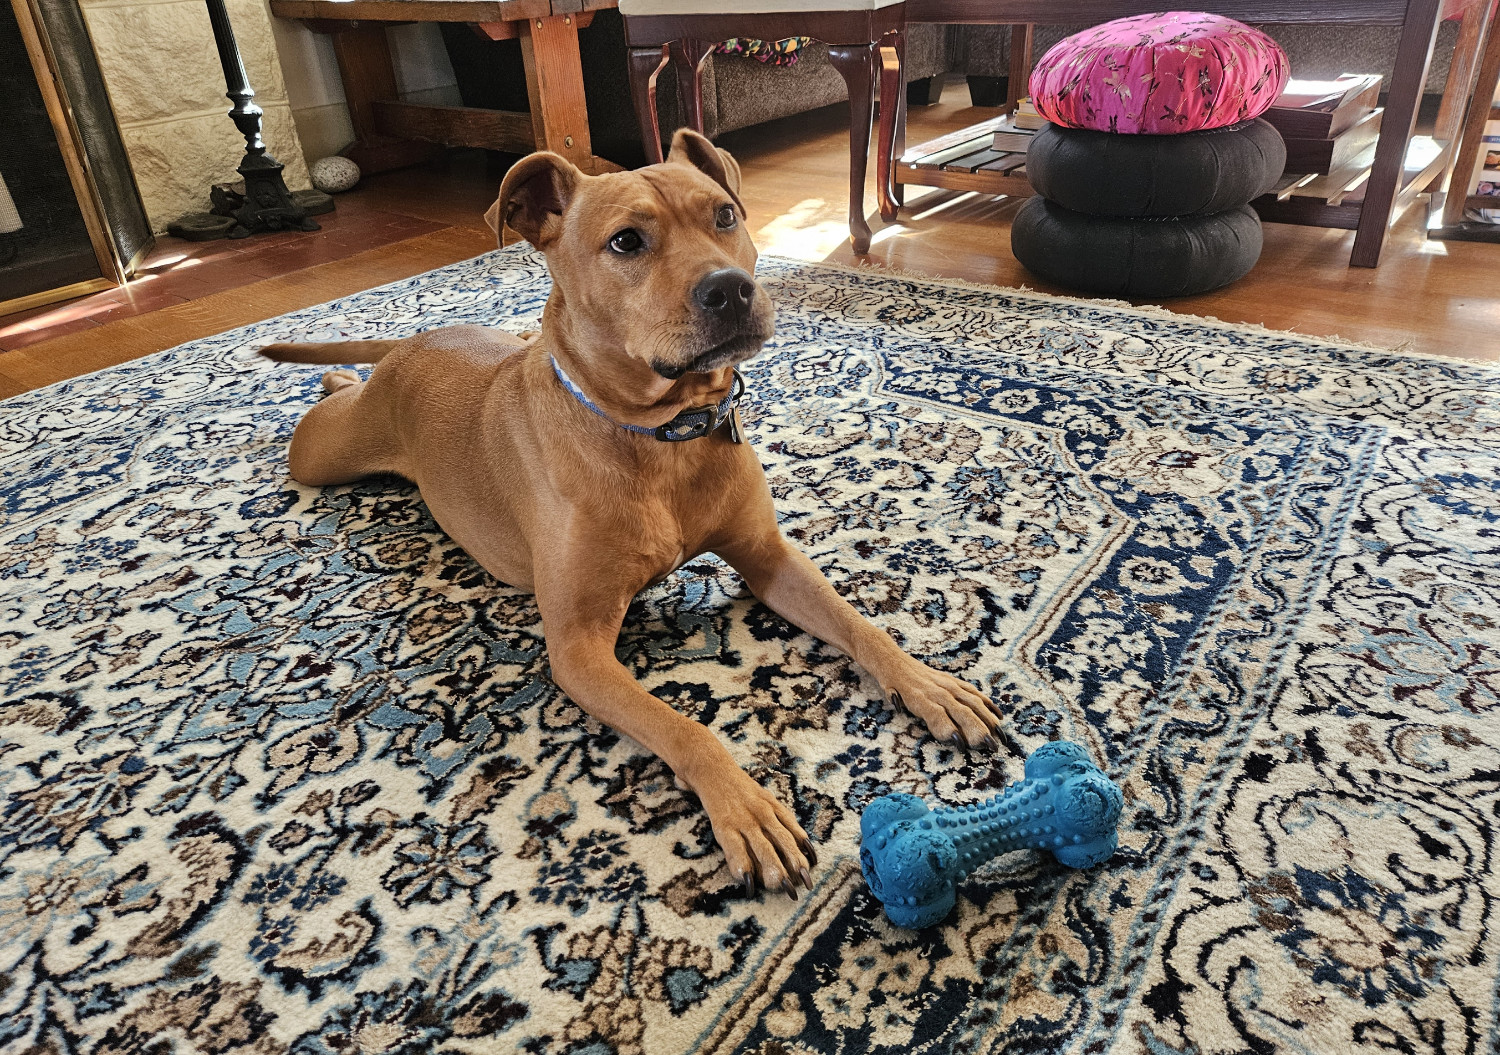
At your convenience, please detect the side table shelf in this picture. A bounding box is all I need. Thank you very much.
[896,117,1455,244]
[894,115,1032,198]
[1255,135,1449,230]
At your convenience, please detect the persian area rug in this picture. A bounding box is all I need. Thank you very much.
[2,247,1498,1055]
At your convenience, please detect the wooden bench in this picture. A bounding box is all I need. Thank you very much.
[269,0,622,176]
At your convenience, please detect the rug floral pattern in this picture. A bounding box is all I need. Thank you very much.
[2,248,1498,1054]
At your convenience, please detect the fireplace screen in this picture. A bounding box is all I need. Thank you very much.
[1,0,151,314]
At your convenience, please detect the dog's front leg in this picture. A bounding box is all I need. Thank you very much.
[718,530,1003,750]
[536,572,815,897]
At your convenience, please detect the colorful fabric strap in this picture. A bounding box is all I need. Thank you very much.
[714,37,811,65]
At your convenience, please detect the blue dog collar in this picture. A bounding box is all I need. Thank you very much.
[550,355,744,443]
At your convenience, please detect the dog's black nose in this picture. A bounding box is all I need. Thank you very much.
[694,268,756,321]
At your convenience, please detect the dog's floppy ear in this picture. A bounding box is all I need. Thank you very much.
[667,128,746,215]
[494,151,581,248]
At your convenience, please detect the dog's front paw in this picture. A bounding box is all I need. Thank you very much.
[696,769,815,900]
[886,663,1002,750]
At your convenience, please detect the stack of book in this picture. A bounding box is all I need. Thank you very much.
[1260,74,1383,175]
[1012,98,1047,130]
[988,99,1047,153]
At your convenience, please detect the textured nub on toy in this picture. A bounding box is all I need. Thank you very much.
[858,741,1123,928]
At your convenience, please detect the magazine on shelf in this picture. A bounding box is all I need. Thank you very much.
[1466,120,1500,224]
[1261,74,1382,139]
[1282,108,1382,175]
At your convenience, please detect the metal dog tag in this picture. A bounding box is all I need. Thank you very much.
[726,406,744,444]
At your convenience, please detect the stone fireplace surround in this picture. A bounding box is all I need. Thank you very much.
[79,0,312,233]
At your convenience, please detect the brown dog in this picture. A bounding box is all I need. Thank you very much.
[260,130,1000,897]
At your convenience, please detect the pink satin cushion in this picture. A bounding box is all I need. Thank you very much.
[1029,12,1291,135]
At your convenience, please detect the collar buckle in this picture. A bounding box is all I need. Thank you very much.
[654,369,745,443]
[655,410,713,442]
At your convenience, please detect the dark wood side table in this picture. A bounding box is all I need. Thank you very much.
[269,0,623,176]
[892,0,1492,268]
[620,1,907,253]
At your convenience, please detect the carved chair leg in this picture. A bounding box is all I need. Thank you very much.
[829,41,879,254]
[628,44,670,165]
[672,37,715,135]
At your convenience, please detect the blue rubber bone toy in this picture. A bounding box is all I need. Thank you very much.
[859,740,1123,928]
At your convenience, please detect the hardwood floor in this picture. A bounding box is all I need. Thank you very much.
[0,200,450,354]
[0,229,497,399]
[2,85,1499,401]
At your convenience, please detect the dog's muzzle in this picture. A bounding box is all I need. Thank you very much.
[653,267,771,380]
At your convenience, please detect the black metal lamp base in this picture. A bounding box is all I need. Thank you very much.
[210,152,319,239]
[192,0,321,241]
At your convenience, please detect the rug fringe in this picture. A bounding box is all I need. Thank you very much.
[782,256,1498,370]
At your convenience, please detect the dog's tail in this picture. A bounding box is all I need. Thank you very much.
[259,340,404,365]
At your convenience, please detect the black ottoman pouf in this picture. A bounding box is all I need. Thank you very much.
[1011,198,1264,299]
[1025,119,1286,218]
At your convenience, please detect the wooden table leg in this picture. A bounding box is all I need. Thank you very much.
[1351,0,1444,267]
[1434,0,1491,147]
[1426,0,1493,228]
[317,20,438,174]
[830,42,879,253]
[521,13,597,171]
[629,44,670,165]
[878,28,906,220]
[1006,23,1034,110]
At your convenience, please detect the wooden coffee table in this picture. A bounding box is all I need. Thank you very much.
[891,0,1492,268]
[269,0,623,177]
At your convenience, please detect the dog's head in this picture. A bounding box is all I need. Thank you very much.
[487,130,773,381]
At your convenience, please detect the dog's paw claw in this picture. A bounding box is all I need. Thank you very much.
[885,663,1001,751]
[703,772,813,898]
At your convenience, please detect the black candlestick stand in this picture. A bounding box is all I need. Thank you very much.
[204,0,318,238]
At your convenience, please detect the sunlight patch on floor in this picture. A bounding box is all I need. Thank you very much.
[753,198,850,259]
[907,190,981,222]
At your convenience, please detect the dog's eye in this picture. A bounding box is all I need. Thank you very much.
[608,228,644,254]
[716,205,737,230]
